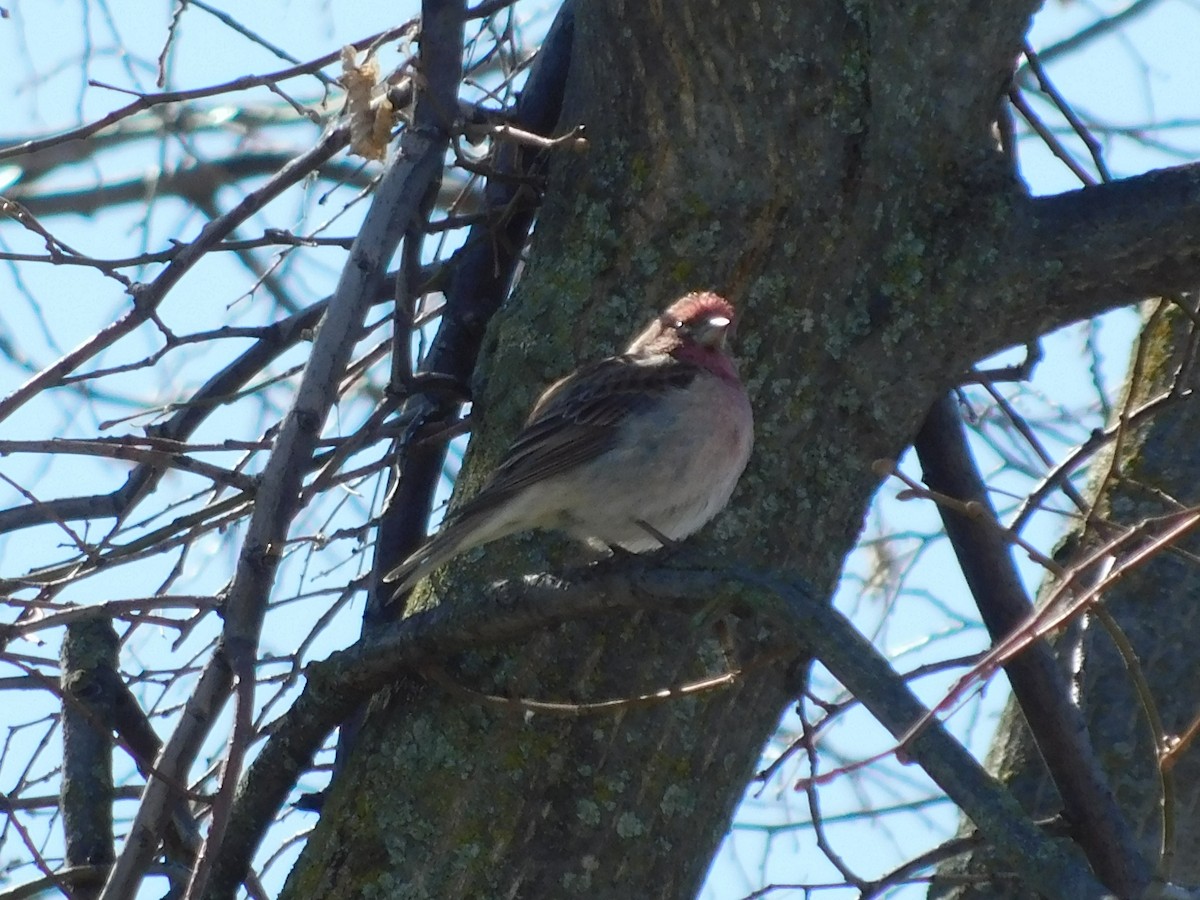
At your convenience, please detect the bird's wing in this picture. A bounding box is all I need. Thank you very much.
[455,354,697,514]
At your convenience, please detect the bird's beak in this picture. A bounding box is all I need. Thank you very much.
[694,315,732,349]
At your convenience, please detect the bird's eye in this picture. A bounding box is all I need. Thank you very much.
[660,315,685,330]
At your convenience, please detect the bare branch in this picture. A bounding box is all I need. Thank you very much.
[0,23,416,164]
[207,553,1109,900]
[914,394,1151,898]
[99,4,463,893]
[60,620,118,900]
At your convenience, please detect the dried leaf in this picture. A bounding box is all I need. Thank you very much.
[341,46,392,161]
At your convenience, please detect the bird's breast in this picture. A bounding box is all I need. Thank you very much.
[560,370,752,548]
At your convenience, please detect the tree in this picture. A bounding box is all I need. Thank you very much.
[2,0,1199,898]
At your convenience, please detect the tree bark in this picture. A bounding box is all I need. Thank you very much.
[286,1,1200,896]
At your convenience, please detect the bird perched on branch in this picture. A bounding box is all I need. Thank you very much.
[384,291,754,595]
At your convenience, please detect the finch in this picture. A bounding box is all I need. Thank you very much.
[384,291,754,594]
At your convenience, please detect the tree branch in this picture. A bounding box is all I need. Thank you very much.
[915,394,1150,898]
[206,551,1108,900]
[1025,163,1200,329]
[60,620,118,900]
[0,273,399,550]
[0,23,415,165]
[98,36,455,900]
[0,124,351,427]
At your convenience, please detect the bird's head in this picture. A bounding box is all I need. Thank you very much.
[627,292,738,357]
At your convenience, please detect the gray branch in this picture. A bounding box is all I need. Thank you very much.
[205,552,1109,900]
[60,620,118,900]
[1020,163,1200,335]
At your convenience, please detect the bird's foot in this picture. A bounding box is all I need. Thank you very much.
[634,518,677,550]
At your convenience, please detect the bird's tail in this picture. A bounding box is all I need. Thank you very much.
[382,503,509,596]
[382,526,471,596]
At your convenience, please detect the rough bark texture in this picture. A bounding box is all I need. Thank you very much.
[933,302,1200,897]
[60,619,118,900]
[285,1,1200,896]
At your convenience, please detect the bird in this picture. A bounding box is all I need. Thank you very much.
[383,291,754,595]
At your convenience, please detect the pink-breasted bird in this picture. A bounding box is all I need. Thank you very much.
[383,291,754,594]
